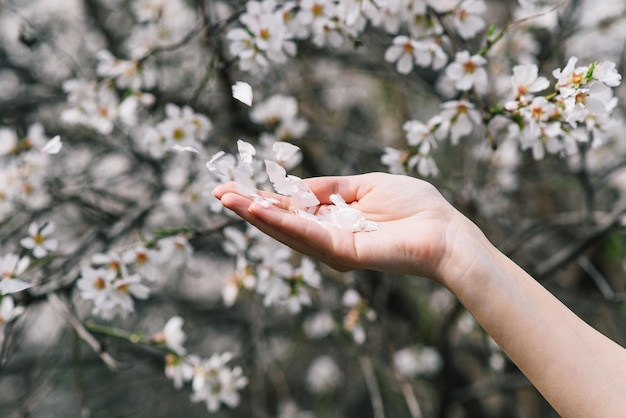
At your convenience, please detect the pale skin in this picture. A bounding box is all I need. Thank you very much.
[213,172,626,417]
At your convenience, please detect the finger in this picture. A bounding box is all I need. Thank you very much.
[214,183,295,211]
[248,201,356,270]
[212,182,239,199]
[219,192,320,255]
[304,173,378,204]
[247,201,329,253]
[247,214,334,266]
[218,192,254,215]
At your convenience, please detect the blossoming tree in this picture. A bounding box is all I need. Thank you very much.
[1,0,625,416]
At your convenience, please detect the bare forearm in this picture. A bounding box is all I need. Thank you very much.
[442,223,626,416]
[215,175,626,415]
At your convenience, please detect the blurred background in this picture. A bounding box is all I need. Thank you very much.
[1,0,626,417]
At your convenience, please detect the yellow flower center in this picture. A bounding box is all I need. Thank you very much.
[312,4,324,16]
[456,9,469,21]
[571,72,584,86]
[108,260,121,272]
[136,252,148,265]
[95,277,106,289]
[172,128,186,141]
[463,61,476,74]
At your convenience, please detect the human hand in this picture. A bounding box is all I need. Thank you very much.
[213,172,489,285]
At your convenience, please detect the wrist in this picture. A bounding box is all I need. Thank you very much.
[432,211,501,295]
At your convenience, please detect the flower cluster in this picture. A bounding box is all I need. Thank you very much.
[0,221,57,295]
[383,98,482,177]
[0,132,65,360]
[142,103,213,158]
[383,0,487,75]
[76,235,191,320]
[341,288,376,344]
[127,0,197,59]
[61,76,154,135]
[301,288,377,345]
[505,59,622,160]
[383,57,622,177]
[0,221,58,303]
[153,316,249,412]
[189,352,249,412]
[227,0,487,75]
[393,345,443,378]
[250,94,309,141]
[220,224,321,313]
[302,288,376,345]
[0,124,59,216]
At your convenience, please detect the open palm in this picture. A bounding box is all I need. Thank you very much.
[213,172,477,283]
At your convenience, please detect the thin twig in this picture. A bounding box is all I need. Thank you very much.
[7,380,54,418]
[576,139,595,224]
[476,0,569,56]
[392,368,423,418]
[359,356,386,418]
[47,293,120,371]
[577,256,615,300]
[535,199,626,278]
[72,329,92,418]
[138,20,207,63]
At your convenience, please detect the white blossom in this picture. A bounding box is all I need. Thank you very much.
[0,254,32,294]
[304,311,335,339]
[165,353,194,389]
[306,355,342,394]
[445,50,488,92]
[393,346,443,377]
[20,222,58,259]
[510,63,550,103]
[385,36,421,74]
[451,0,486,39]
[122,244,162,282]
[437,100,482,145]
[190,353,248,412]
[153,316,187,355]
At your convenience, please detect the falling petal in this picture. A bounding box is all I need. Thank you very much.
[272,141,300,163]
[232,81,253,106]
[0,279,33,295]
[41,136,62,154]
[237,140,256,164]
[172,144,200,154]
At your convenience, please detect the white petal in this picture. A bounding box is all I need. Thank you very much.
[172,144,200,154]
[232,81,253,106]
[41,136,62,154]
[265,160,298,195]
[397,54,414,74]
[0,279,32,294]
[20,237,35,249]
[237,140,256,164]
[272,141,300,162]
